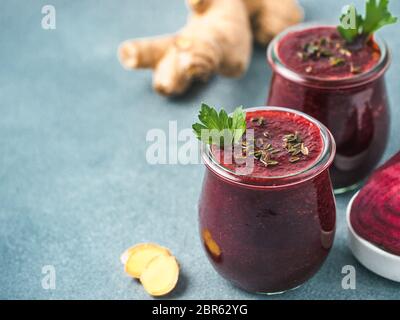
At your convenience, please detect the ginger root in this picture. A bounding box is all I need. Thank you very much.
[119,0,252,96]
[119,0,303,96]
[243,0,304,46]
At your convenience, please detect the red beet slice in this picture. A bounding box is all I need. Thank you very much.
[350,151,400,256]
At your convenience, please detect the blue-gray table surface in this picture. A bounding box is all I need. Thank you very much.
[0,0,399,299]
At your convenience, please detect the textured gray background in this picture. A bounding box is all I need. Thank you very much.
[0,0,399,299]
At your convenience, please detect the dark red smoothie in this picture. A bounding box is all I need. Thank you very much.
[212,109,323,178]
[267,25,390,192]
[199,107,336,294]
[277,27,380,78]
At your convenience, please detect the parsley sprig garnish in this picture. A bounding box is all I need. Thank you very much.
[192,103,246,147]
[338,0,397,44]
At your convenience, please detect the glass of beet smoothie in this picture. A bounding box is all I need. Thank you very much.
[267,24,391,193]
[198,106,336,294]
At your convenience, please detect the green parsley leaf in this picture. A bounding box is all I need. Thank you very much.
[338,0,397,44]
[231,107,247,143]
[192,103,246,147]
[363,0,398,35]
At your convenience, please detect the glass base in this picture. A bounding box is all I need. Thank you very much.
[256,284,302,296]
[334,182,361,195]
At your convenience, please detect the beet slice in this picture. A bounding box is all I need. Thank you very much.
[350,151,400,256]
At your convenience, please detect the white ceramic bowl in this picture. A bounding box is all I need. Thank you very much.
[347,192,400,282]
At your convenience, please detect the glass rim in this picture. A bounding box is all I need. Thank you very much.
[201,106,336,189]
[267,23,391,89]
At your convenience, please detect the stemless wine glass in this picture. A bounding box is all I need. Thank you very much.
[198,106,336,294]
[267,24,391,194]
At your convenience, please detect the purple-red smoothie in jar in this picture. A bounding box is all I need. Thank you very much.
[267,26,390,193]
[199,107,336,294]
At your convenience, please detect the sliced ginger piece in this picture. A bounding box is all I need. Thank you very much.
[202,229,222,260]
[122,243,171,278]
[140,255,179,297]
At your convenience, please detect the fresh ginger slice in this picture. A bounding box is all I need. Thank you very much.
[123,243,171,278]
[202,229,222,259]
[140,255,179,297]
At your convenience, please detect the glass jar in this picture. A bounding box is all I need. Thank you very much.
[267,24,391,193]
[198,107,336,294]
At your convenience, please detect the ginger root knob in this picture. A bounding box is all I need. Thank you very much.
[118,0,303,96]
